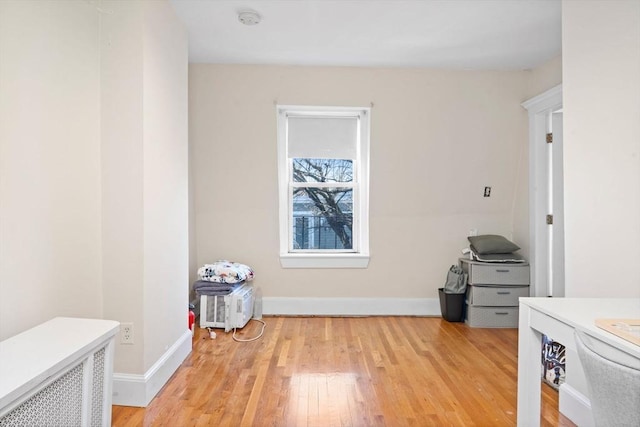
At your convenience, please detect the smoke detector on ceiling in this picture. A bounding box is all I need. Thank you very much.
[238,10,261,26]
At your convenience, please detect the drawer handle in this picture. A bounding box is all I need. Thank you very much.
[496,291,511,295]
[495,312,509,315]
[496,269,510,273]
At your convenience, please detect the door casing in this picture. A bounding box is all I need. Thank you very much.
[522,85,563,297]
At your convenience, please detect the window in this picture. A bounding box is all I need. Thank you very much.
[277,105,370,268]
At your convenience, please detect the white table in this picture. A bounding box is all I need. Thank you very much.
[517,298,640,427]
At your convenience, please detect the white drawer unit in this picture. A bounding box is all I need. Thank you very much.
[459,258,530,328]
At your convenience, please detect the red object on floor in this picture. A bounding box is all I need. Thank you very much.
[188,310,195,332]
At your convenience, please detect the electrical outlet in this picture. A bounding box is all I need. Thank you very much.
[484,186,492,197]
[121,323,134,345]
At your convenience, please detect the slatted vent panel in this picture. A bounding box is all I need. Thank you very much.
[91,347,106,427]
[202,294,227,328]
[0,363,84,427]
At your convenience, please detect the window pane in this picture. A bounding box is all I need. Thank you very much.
[292,158,353,183]
[292,187,353,250]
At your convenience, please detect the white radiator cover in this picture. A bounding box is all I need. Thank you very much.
[0,317,119,427]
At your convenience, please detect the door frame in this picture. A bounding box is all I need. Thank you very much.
[521,84,562,297]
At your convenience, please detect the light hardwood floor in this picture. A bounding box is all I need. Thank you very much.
[112,317,575,426]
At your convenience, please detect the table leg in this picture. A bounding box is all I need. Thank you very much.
[517,303,542,427]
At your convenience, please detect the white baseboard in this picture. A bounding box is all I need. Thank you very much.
[559,383,594,427]
[112,329,192,407]
[263,297,441,316]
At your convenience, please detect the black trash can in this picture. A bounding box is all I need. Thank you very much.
[438,288,465,322]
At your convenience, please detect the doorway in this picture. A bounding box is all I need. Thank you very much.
[522,85,564,297]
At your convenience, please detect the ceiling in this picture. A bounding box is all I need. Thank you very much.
[169,0,561,70]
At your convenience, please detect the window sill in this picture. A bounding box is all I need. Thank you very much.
[280,253,370,269]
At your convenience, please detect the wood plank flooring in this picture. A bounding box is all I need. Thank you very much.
[112,317,575,426]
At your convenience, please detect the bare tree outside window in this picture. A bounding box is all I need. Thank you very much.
[292,159,353,250]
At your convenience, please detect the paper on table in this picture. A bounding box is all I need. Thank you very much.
[595,318,640,346]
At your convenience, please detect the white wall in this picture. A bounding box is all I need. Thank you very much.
[0,1,103,340]
[141,1,189,371]
[562,0,640,297]
[527,55,563,100]
[101,0,189,377]
[560,4,639,421]
[1,0,190,406]
[190,65,531,307]
[101,0,146,373]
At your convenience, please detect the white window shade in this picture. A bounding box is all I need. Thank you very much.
[287,116,358,159]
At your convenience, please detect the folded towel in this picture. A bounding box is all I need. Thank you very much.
[195,287,239,296]
[193,280,242,296]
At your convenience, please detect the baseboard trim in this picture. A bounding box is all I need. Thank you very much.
[559,383,593,427]
[263,297,440,316]
[112,329,192,407]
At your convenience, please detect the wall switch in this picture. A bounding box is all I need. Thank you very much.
[121,323,134,345]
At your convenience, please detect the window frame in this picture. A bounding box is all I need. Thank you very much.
[277,105,370,268]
